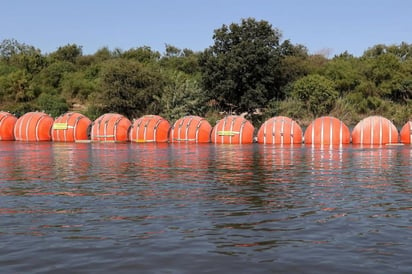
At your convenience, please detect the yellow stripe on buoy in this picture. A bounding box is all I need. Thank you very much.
[217,130,240,136]
[53,123,68,130]
[135,139,155,143]
[385,143,404,146]
[75,140,92,143]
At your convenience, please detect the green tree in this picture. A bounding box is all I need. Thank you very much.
[36,61,76,89]
[158,71,207,121]
[360,43,412,103]
[36,92,69,117]
[363,42,412,60]
[121,46,161,63]
[278,41,310,83]
[362,53,400,89]
[0,39,46,74]
[60,70,98,103]
[160,44,201,75]
[0,69,37,102]
[290,74,338,117]
[199,18,283,114]
[93,47,114,61]
[0,39,36,59]
[322,53,361,96]
[97,59,164,118]
[49,44,83,63]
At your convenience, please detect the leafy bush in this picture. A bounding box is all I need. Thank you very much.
[36,92,68,117]
[290,74,338,118]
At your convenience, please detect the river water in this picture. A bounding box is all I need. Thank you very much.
[0,142,410,273]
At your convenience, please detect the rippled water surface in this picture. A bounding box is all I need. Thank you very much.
[0,142,411,273]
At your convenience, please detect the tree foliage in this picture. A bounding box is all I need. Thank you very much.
[200,18,283,114]
[158,71,207,121]
[291,74,338,117]
[0,22,411,127]
[36,92,69,117]
[49,44,83,63]
[97,59,164,119]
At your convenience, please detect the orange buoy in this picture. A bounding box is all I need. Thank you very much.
[352,115,399,145]
[170,115,212,143]
[211,115,254,144]
[0,111,17,141]
[399,121,412,144]
[304,116,350,146]
[52,112,92,142]
[14,112,53,141]
[91,113,131,142]
[129,115,170,143]
[257,116,302,144]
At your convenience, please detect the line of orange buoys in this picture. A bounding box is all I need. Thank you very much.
[0,111,411,145]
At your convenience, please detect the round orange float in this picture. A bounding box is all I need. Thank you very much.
[211,115,254,144]
[257,116,302,144]
[14,112,54,141]
[0,111,17,141]
[52,112,92,142]
[399,121,412,144]
[304,116,350,146]
[170,115,212,143]
[91,113,131,142]
[352,115,399,145]
[129,115,170,143]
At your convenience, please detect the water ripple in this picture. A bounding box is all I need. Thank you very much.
[0,143,411,273]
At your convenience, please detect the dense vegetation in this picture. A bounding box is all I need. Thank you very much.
[1,18,412,127]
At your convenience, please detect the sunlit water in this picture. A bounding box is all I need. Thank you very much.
[0,142,411,273]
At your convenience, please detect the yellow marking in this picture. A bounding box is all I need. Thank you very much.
[135,139,155,143]
[53,123,68,130]
[75,140,91,143]
[95,135,115,138]
[217,131,240,136]
[385,143,404,146]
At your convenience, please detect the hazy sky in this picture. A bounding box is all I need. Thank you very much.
[1,0,411,56]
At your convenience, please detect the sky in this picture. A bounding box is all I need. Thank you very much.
[1,0,411,57]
